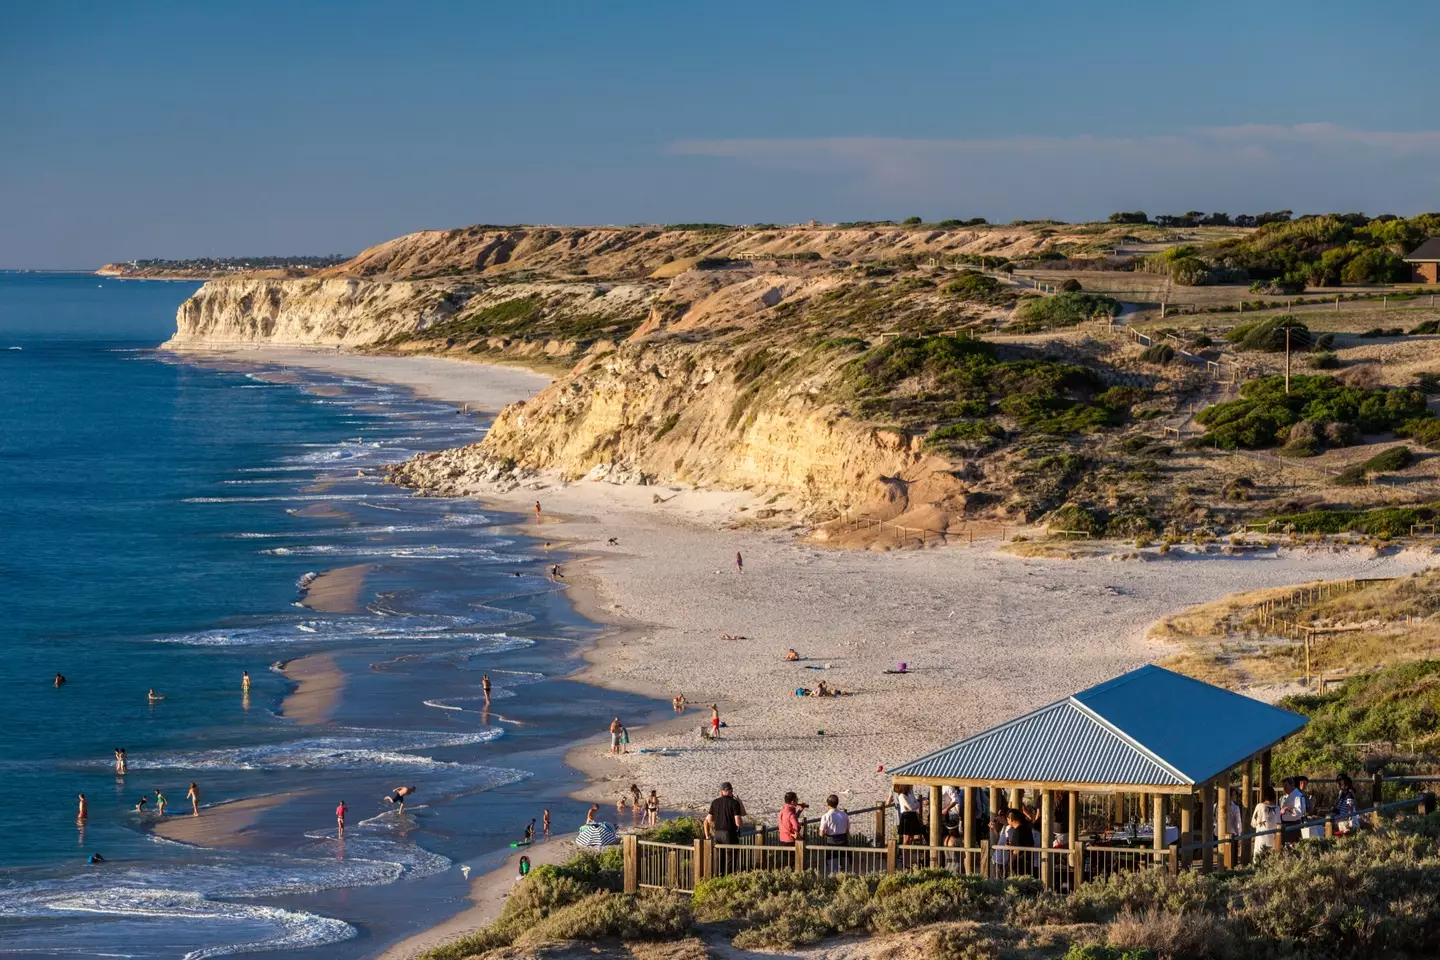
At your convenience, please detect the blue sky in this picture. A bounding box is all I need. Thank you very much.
[2,2,1437,267]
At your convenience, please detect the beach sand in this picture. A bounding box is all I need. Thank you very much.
[173,347,551,413]
[150,793,298,849]
[300,563,375,613]
[280,652,345,725]
[473,479,1438,820]
[376,834,580,960]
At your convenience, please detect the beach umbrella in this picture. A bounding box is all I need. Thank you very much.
[576,822,619,848]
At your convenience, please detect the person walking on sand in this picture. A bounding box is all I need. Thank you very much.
[609,717,624,755]
[482,674,492,702]
[77,793,88,821]
[710,704,721,739]
[187,782,200,817]
[336,800,348,837]
[534,501,542,522]
[154,790,167,816]
[735,551,743,573]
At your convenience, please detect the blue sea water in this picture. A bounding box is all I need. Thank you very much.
[0,274,654,958]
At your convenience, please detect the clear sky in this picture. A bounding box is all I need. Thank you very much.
[3,1,1437,267]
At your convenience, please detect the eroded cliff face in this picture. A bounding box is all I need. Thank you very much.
[389,335,968,527]
[163,277,473,348]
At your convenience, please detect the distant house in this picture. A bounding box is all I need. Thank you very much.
[1404,238,1440,283]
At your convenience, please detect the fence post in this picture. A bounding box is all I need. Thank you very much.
[794,840,805,873]
[875,807,886,848]
[622,835,638,893]
[693,839,704,888]
[1071,841,1085,885]
[980,840,991,878]
[885,839,898,875]
[1373,772,1385,809]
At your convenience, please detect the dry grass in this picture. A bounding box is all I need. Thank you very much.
[1152,571,1440,689]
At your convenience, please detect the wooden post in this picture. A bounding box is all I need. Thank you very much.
[1067,790,1079,847]
[1260,750,1272,800]
[885,839,898,874]
[875,807,886,847]
[1040,790,1054,889]
[668,848,680,889]
[929,785,943,859]
[1199,783,1214,873]
[1179,793,1194,868]
[622,835,639,893]
[1072,840,1085,887]
[980,839,992,878]
[694,839,704,887]
[1215,778,1231,870]
[962,786,977,874]
[1153,794,1166,861]
[1372,772,1385,809]
[1241,760,1254,816]
[794,839,805,873]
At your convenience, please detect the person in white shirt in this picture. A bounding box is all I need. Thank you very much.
[1251,786,1282,854]
[1280,777,1306,844]
[891,785,924,845]
[1224,787,1243,838]
[1297,776,1323,840]
[819,794,849,874]
[940,785,962,846]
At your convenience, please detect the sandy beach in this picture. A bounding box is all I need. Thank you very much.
[300,562,375,613]
[280,652,346,725]
[150,793,298,849]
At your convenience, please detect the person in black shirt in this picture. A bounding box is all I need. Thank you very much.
[706,782,745,845]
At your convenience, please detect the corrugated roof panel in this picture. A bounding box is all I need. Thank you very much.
[889,665,1307,788]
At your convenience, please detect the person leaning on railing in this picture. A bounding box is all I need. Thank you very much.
[1251,786,1282,855]
[1334,773,1359,835]
[1279,778,1305,845]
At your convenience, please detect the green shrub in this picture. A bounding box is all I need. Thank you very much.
[1106,910,1236,960]
[1195,375,1430,450]
[1310,351,1340,369]
[1064,946,1154,960]
[1263,503,1439,540]
[1060,278,1084,292]
[1399,417,1440,450]
[1068,869,1219,923]
[1047,503,1099,536]
[1410,319,1440,335]
[927,420,1003,449]
[1275,661,1440,775]
[869,870,1007,933]
[1138,344,1175,365]
[639,816,704,844]
[1011,292,1120,332]
[1225,315,1308,352]
[517,890,691,945]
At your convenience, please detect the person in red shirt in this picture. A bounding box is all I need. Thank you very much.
[778,792,806,844]
[336,801,347,838]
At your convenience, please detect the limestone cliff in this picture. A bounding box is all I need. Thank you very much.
[163,277,473,348]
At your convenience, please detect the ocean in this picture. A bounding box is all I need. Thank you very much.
[0,273,652,958]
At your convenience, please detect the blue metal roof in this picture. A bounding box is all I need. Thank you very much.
[889,665,1306,788]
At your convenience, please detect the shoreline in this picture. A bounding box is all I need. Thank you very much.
[198,347,1440,959]
[150,793,299,848]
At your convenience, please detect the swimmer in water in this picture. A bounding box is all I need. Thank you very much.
[147,689,165,702]
[241,671,250,693]
[88,853,105,864]
[54,673,66,688]
[482,674,492,702]
[134,795,148,813]
[154,790,167,815]
[114,748,128,775]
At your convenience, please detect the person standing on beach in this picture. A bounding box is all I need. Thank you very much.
[710,704,721,739]
[735,551,743,573]
[534,501,542,522]
[542,808,551,838]
[154,790,167,815]
[609,717,623,755]
[482,674,492,702]
[645,789,660,827]
[77,793,88,821]
[187,782,200,816]
[336,800,348,837]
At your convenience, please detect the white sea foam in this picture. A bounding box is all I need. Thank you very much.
[261,544,524,561]
[126,728,506,772]
[184,494,407,503]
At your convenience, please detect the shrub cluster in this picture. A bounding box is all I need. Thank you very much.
[1333,445,1415,485]
[1194,375,1430,450]
[1010,292,1120,332]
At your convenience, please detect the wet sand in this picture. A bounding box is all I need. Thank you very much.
[376,834,579,960]
[280,653,345,725]
[300,563,375,613]
[150,793,300,849]
[294,502,350,519]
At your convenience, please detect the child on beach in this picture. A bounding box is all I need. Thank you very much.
[710,704,721,738]
[645,790,660,827]
[187,782,200,816]
[337,800,347,837]
[617,795,628,817]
